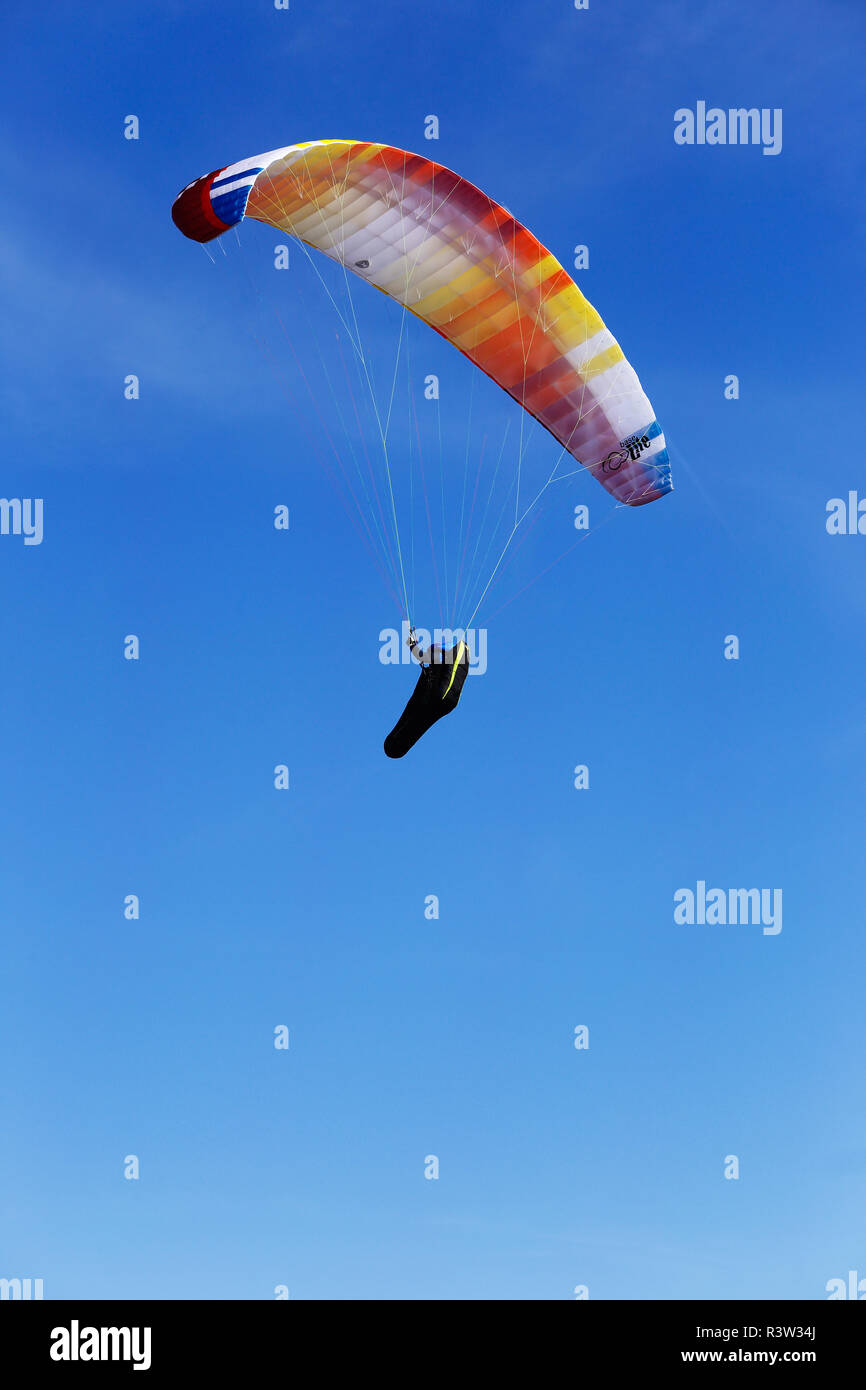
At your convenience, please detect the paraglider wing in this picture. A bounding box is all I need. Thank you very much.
[172,140,672,508]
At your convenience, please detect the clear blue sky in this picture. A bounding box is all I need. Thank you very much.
[2,0,865,1300]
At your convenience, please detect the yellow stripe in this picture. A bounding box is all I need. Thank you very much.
[519,253,562,290]
[445,263,492,298]
[551,291,605,342]
[580,341,625,381]
[442,643,466,698]
[449,300,519,350]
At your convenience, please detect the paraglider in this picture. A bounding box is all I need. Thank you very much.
[384,629,470,759]
[173,138,672,755]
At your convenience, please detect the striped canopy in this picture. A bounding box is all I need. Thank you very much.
[173,139,672,508]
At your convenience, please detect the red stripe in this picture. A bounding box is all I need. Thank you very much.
[171,170,231,242]
[197,172,230,234]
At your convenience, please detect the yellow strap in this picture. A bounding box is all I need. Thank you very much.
[442,643,466,699]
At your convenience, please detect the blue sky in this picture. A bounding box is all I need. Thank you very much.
[2,0,865,1300]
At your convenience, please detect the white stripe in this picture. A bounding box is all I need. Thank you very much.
[639,432,667,459]
[563,327,616,372]
[222,147,294,179]
[211,175,258,198]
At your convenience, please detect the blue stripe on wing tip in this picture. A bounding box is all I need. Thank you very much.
[208,167,265,229]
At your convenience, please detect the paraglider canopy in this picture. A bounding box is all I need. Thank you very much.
[173,138,673,754]
[172,138,672,512]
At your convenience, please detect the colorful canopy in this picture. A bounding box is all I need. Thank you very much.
[173,139,672,509]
